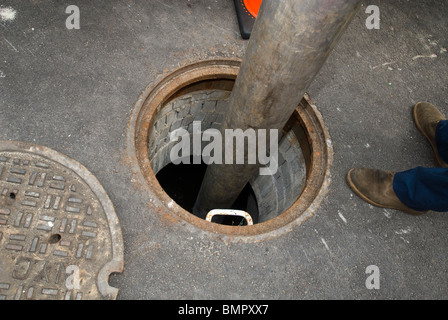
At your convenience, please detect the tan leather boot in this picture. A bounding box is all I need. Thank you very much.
[413,102,448,168]
[347,168,428,215]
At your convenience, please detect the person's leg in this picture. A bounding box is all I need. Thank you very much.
[346,168,428,215]
[347,103,448,214]
[436,120,448,164]
[414,102,448,167]
[391,104,448,212]
[393,166,448,212]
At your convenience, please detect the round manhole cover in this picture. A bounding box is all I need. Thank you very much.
[0,141,124,300]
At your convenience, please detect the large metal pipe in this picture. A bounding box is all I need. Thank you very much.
[193,0,362,218]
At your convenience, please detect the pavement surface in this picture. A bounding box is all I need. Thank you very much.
[1,0,447,299]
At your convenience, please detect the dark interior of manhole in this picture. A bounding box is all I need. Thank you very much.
[156,156,258,225]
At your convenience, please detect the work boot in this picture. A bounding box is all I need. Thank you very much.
[346,168,428,215]
[413,102,448,168]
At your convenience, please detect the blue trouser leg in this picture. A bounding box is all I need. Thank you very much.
[393,121,448,212]
[436,120,448,163]
[393,167,448,212]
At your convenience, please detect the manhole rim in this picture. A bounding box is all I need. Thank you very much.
[128,58,333,242]
[0,140,124,299]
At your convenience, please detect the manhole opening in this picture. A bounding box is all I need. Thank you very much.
[156,155,259,225]
[132,59,332,238]
[148,80,309,225]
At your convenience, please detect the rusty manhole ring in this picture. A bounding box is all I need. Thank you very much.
[0,141,124,299]
[128,59,333,242]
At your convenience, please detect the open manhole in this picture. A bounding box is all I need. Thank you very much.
[128,59,332,242]
[0,141,124,299]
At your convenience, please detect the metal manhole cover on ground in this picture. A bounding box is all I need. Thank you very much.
[0,141,124,300]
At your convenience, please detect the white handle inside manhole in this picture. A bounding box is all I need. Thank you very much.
[206,209,254,226]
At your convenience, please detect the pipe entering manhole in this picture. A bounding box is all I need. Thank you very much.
[130,59,332,240]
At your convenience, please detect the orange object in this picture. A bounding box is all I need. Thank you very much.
[244,0,262,18]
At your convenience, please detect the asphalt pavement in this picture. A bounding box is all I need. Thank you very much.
[1,0,447,299]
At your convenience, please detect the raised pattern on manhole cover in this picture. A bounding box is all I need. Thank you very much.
[0,141,123,300]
